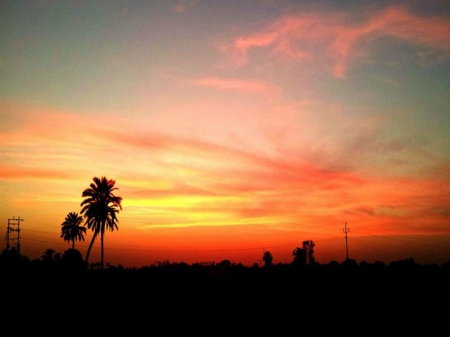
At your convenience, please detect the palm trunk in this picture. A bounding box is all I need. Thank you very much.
[101,232,104,269]
[85,230,98,266]
[100,221,105,269]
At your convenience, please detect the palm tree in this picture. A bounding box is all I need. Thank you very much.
[41,248,61,268]
[60,212,87,249]
[80,176,122,269]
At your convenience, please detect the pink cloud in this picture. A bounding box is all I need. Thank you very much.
[373,5,450,49]
[220,32,278,66]
[220,5,450,77]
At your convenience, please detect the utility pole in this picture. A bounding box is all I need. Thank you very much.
[342,222,349,261]
[6,216,23,253]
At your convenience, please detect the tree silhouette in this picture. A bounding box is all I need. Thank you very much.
[302,240,315,265]
[61,248,85,270]
[292,240,315,266]
[60,212,87,249]
[292,246,307,266]
[41,248,61,268]
[42,248,57,261]
[262,251,273,267]
[80,176,122,269]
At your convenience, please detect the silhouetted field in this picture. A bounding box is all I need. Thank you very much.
[3,253,449,296]
[0,247,450,326]
[3,252,449,331]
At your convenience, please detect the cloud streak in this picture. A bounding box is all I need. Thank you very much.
[220,4,450,77]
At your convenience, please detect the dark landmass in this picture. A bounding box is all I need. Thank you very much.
[2,247,449,330]
[3,247,449,296]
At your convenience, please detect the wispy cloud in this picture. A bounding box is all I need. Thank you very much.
[98,126,450,234]
[219,4,450,77]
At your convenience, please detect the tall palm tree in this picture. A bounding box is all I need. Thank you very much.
[60,212,87,249]
[80,176,122,269]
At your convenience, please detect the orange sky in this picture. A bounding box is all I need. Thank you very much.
[1,1,449,267]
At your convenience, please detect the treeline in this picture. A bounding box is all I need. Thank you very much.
[2,246,450,276]
[2,245,450,311]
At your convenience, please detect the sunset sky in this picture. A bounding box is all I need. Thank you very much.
[1,0,449,268]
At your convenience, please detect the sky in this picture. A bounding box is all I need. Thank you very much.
[1,0,449,268]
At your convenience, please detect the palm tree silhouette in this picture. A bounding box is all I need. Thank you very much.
[80,176,122,269]
[41,248,61,267]
[60,212,87,249]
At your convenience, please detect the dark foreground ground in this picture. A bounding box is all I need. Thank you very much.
[2,257,449,332]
